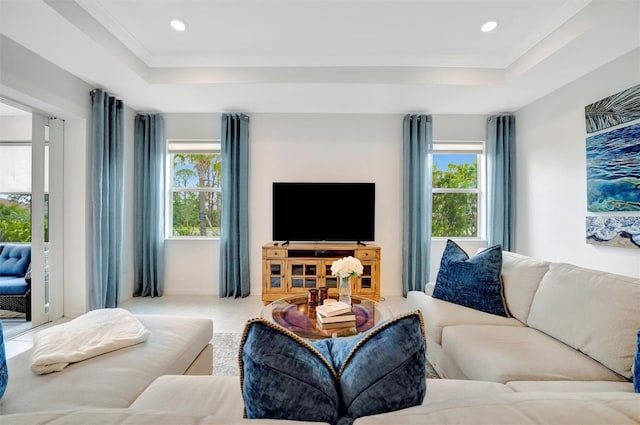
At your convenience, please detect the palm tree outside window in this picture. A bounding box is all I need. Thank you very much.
[167,140,222,238]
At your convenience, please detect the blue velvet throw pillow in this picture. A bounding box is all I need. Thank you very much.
[318,312,427,425]
[239,319,340,424]
[433,239,508,317]
[0,321,7,400]
[240,311,426,425]
[634,330,639,393]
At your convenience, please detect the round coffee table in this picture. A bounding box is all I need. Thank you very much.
[261,295,393,340]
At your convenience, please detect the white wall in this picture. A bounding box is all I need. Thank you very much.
[0,35,139,315]
[249,114,404,295]
[252,113,489,294]
[11,33,636,307]
[1,35,93,318]
[515,48,640,277]
[162,113,221,295]
[160,113,487,296]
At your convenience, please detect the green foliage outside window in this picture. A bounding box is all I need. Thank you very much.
[0,195,31,242]
[0,194,49,243]
[172,153,222,237]
[432,159,478,237]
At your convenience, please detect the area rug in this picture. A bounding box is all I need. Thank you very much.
[211,332,440,378]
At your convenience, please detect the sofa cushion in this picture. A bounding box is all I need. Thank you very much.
[506,380,635,392]
[353,392,640,425]
[500,251,550,323]
[131,375,246,417]
[527,263,640,379]
[0,277,28,295]
[240,312,426,425]
[408,292,522,345]
[0,245,30,277]
[422,379,514,403]
[1,315,213,414]
[442,325,625,383]
[433,240,508,317]
[1,409,329,425]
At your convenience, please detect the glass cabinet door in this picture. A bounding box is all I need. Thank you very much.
[354,261,377,296]
[288,261,319,292]
[263,260,285,296]
[321,261,338,292]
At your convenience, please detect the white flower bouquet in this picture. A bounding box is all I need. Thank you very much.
[331,256,364,278]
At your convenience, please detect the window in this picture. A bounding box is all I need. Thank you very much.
[0,143,49,243]
[167,140,222,238]
[432,141,484,238]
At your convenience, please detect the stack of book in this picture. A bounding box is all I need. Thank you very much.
[315,301,356,330]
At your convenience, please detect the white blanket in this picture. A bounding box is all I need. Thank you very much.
[30,308,150,375]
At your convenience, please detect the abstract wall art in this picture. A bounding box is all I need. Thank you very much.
[585,84,640,133]
[586,216,640,249]
[585,84,640,212]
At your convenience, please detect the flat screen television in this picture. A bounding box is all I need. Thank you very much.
[272,182,375,242]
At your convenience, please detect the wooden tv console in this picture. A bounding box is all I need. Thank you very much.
[261,242,381,304]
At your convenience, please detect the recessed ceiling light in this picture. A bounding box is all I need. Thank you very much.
[170,19,187,32]
[481,21,497,32]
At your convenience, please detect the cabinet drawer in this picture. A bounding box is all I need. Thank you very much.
[265,248,285,258]
[356,249,378,260]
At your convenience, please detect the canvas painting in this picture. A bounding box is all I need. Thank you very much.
[586,122,640,211]
[585,84,640,212]
[585,83,640,133]
[586,216,640,249]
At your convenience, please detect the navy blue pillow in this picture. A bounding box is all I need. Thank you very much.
[240,312,426,425]
[319,312,426,425]
[634,330,639,393]
[433,240,508,317]
[239,319,339,424]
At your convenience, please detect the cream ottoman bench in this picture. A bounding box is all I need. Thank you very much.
[0,314,213,414]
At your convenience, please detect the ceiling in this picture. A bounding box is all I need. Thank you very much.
[0,0,638,114]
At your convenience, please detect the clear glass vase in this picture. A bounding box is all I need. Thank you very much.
[339,276,352,305]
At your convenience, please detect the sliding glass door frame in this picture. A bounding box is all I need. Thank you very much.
[30,113,63,326]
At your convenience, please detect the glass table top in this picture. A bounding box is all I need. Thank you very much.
[261,294,393,340]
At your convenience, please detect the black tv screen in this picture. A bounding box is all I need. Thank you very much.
[272,182,375,242]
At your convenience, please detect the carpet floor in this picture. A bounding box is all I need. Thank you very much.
[212,333,440,379]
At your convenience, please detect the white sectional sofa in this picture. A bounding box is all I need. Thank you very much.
[1,267,639,425]
[0,314,213,414]
[2,375,639,424]
[407,251,640,388]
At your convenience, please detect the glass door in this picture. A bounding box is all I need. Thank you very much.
[0,104,61,336]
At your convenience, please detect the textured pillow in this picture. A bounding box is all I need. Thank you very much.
[0,321,7,400]
[318,312,426,424]
[239,311,426,425]
[635,330,639,393]
[239,319,339,424]
[433,240,508,317]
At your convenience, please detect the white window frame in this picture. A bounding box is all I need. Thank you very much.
[432,140,486,240]
[166,139,222,240]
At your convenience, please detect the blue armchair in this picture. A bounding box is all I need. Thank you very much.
[0,244,32,321]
